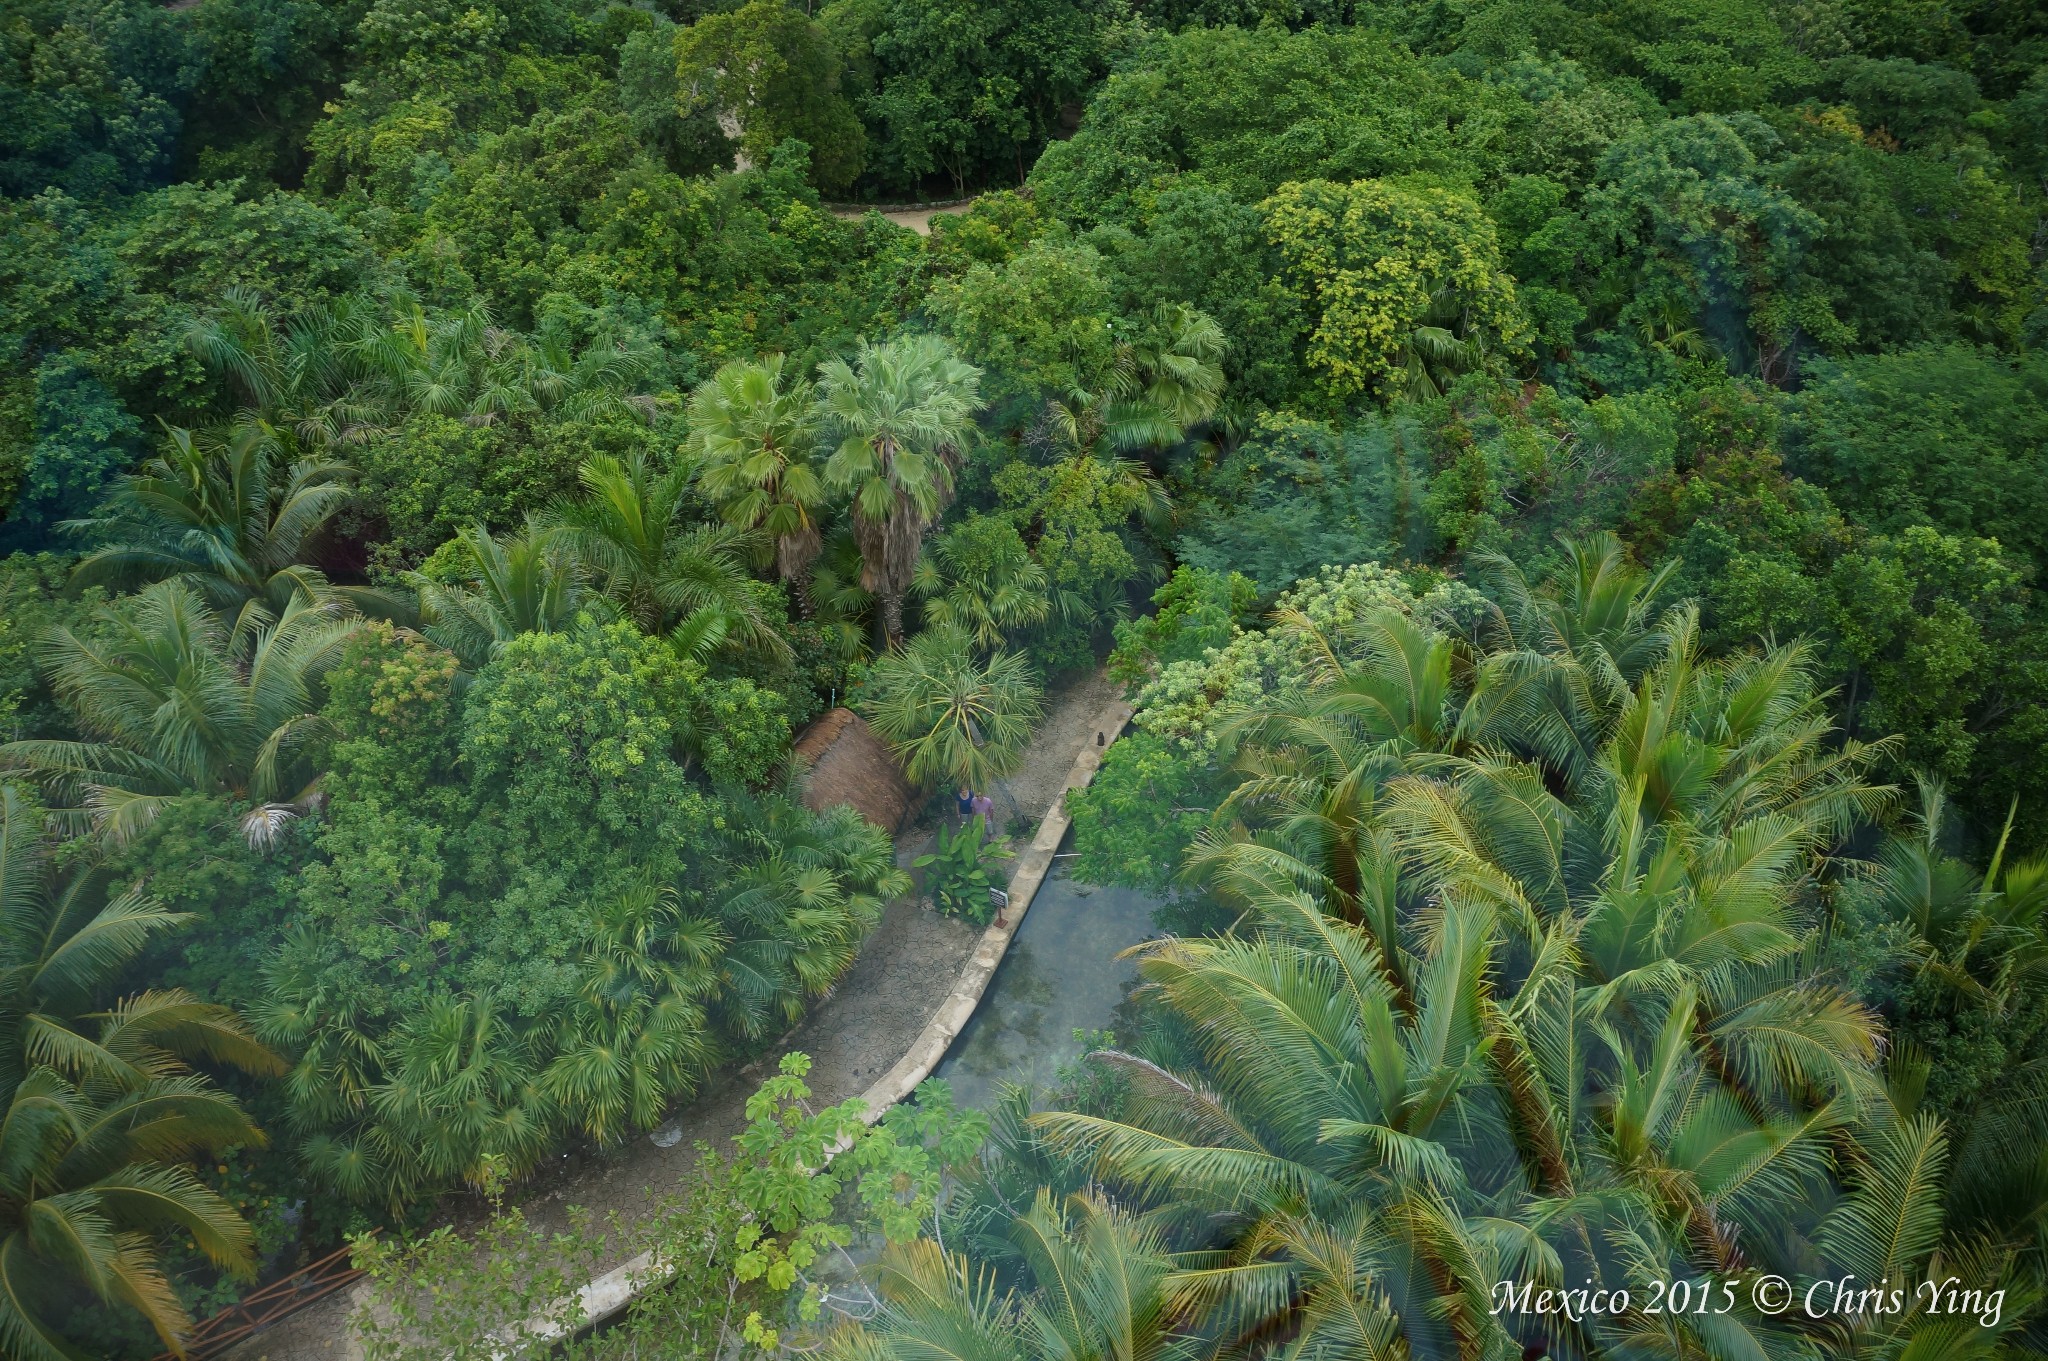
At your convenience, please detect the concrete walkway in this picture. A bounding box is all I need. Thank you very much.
[225,668,1125,1360]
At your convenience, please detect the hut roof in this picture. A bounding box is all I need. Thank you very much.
[791,708,916,833]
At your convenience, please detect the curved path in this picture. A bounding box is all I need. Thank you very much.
[826,198,977,235]
[226,668,1125,1361]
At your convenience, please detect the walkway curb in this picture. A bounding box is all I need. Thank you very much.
[851,694,1133,1121]
[532,694,1135,1342]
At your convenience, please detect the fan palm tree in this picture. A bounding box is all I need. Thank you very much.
[0,581,359,844]
[702,792,908,1042]
[859,629,1044,792]
[546,451,788,662]
[689,355,830,607]
[911,516,1051,653]
[544,882,724,1146]
[1112,302,1227,444]
[0,788,283,1360]
[409,521,595,671]
[67,423,355,642]
[260,978,556,1212]
[816,335,984,647]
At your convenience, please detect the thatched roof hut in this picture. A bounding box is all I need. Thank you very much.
[791,708,917,833]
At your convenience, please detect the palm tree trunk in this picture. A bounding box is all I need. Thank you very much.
[880,590,905,649]
[791,562,818,620]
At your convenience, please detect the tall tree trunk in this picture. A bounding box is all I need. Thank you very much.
[790,563,818,620]
[880,590,904,649]
[779,527,822,620]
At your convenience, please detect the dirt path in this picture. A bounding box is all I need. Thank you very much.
[226,666,1117,1361]
[828,200,975,235]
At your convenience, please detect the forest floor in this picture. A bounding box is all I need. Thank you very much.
[224,664,1122,1361]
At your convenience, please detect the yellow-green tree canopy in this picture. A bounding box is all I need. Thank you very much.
[1261,179,1528,406]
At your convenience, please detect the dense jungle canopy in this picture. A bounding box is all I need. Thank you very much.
[2,0,2046,1356]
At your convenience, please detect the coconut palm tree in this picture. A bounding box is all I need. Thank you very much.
[689,355,830,606]
[0,580,359,844]
[859,629,1043,793]
[0,788,283,1361]
[838,1190,1198,1361]
[1032,899,1872,1358]
[816,335,984,647]
[546,451,788,661]
[1010,591,1900,1351]
[67,423,355,642]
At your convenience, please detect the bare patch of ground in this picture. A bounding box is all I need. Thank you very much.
[827,201,973,235]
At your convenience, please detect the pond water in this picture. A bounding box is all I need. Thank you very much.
[933,851,1164,1110]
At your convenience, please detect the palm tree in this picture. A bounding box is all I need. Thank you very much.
[184,287,388,448]
[703,792,908,1042]
[1112,302,1227,443]
[410,521,594,671]
[1030,906,1870,1358]
[838,1190,1197,1361]
[807,525,880,662]
[188,286,662,439]
[1393,284,1492,402]
[260,976,557,1212]
[1857,777,2048,1000]
[689,355,830,607]
[67,423,355,641]
[816,335,985,647]
[1012,579,1901,1355]
[911,516,1051,653]
[859,629,1043,793]
[353,297,662,429]
[543,883,724,1146]
[1041,304,1225,473]
[546,451,788,661]
[0,788,283,1360]
[0,580,359,844]
[1476,531,1679,752]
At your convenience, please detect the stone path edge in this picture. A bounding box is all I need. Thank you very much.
[544,693,1136,1340]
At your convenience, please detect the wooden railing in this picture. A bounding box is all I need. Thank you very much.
[153,1236,369,1361]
